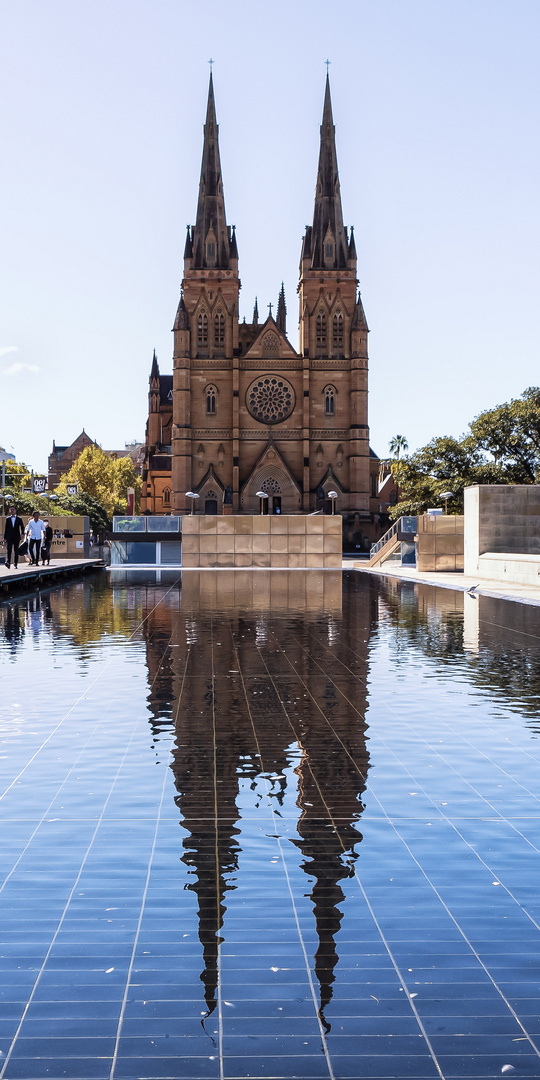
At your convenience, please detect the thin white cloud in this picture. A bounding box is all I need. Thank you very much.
[3,362,40,375]
[0,346,19,357]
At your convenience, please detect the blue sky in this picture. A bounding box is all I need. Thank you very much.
[1,0,539,473]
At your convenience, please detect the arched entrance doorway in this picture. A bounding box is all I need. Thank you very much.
[260,477,281,514]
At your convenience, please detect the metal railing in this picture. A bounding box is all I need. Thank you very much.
[112,516,181,534]
[370,516,417,557]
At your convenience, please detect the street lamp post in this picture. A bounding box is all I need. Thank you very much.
[328,490,338,515]
[255,490,268,515]
[185,491,200,515]
[440,491,453,515]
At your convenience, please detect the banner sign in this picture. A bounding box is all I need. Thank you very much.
[66,484,79,496]
[32,477,47,494]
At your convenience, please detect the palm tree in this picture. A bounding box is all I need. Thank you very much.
[389,434,408,461]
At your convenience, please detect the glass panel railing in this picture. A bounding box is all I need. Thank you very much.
[112,516,182,533]
[113,516,146,533]
[147,516,181,533]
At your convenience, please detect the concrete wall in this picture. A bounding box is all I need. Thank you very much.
[464,485,540,578]
[416,514,464,572]
[181,514,342,568]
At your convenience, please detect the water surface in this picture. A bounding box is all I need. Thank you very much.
[1,570,540,1079]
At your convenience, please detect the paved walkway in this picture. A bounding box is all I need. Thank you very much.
[346,558,540,607]
[0,557,103,592]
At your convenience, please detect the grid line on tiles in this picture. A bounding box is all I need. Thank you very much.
[0,715,105,898]
[108,741,175,1080]
[360,710,540,1056]
[368,809,540,1063]
[391,685,540,808]
[0,576,182,805]
[0,717,144,1080]
[0,621,176,903]
[271,616,540,1064]
[211,619,225,1080]
[249,623,447,1080]
[229,621,336,1080]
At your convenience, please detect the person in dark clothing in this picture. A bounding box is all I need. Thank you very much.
[3,506,25,569]
[41,522,53,565]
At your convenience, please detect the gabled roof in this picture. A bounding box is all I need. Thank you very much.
[243,315,297,360]
[240,440,302,497]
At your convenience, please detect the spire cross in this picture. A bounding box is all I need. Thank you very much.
[268,302,273,316]
[325,59,331,74]
[208,57,214,72]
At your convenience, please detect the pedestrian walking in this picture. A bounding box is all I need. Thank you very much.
[3,506,25,569]
[26,512,46,566]
[41,521,53,565]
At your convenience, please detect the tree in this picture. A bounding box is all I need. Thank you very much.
[390,387,540,520]
[469,386,540,482]
[1,462,31,492]
[57,445,142,518]
[54,492,111,537]
[389,434,409,461]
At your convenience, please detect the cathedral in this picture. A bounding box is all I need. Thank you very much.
[142,74,373,537]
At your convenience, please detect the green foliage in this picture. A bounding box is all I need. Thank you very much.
[0,489,53,517]
[57,445,142,517]
[1,462,31,491]
[391,388,540,519]
[54,492,111,535]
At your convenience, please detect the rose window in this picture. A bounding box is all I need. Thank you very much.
[246,376,295,425]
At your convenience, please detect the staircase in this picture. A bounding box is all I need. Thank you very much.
[366,516,418,569]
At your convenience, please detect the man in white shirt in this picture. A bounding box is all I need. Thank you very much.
[26,512,46,566]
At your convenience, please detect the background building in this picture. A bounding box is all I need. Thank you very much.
[143,76,376,544]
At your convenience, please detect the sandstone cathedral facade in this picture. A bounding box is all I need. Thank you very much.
[142,75,372,534]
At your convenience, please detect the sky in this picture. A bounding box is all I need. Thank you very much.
[1,0,539,474]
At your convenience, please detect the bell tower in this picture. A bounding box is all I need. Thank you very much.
[171,73,240,512]
[298,75,370,515]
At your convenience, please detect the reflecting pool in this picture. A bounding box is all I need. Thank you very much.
[1,570,540,1079]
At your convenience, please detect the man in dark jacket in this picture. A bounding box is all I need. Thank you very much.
[41,521,53,565]
[3,506,25,569]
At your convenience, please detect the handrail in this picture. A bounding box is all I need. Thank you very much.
[370,516,417,556]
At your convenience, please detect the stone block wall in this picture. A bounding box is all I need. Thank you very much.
[181,515,342,568]
[464,485,540,579]
[416,514,464,572]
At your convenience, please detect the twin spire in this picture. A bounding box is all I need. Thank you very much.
[186,71,355,279]
[186,72,237,270]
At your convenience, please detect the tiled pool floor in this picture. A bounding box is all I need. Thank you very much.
[1,570,540,1079]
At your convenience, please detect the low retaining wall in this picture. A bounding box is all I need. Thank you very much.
[181,515,342,568]
[464,486,540,583]
[478,552,540,587]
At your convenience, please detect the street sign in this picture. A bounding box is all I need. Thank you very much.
[66,484,79,496]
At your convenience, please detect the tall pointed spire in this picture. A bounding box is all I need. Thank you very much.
[309,75,348,270]
[191,73,231,270]
[276,283,286,333]
[150,349,159,381]
[252,297,259,325]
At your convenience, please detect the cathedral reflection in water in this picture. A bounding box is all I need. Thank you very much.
[141,570,374,1031]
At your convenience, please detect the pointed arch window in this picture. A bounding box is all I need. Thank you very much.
[197,311,208,347]
[332,312,343,349]
[163,488,171,506]
[214,311,225,347]
[205,384,217,415]
[324,385,336,417]
[316,310,327,349]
